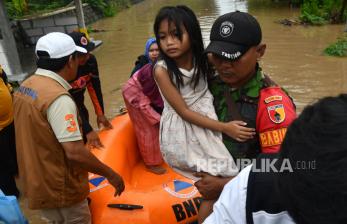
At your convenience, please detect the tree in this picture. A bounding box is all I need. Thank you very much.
[12,0,27,15]
[340,0,347,22]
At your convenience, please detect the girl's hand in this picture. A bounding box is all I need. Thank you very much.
[223,121,256,142]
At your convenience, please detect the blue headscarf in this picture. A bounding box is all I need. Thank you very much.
[144,37,157,64]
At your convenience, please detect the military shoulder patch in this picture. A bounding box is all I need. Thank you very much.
[264,95,282,104]
[267,104,286,123]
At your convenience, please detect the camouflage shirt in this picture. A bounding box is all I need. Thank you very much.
[209,67,265,159]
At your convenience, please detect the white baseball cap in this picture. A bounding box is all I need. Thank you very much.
[35,32,87,59]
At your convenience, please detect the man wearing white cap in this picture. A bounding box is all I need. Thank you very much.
[13,32,124,223]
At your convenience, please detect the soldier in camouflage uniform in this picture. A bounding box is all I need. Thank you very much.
[195,11,296,223]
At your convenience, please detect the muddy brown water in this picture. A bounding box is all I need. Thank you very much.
[21,0,347,222]
[86,0,347,124]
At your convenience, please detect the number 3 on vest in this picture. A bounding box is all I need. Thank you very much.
[65,114,77,132]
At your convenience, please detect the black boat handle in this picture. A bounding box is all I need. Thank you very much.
[107,203,143,210]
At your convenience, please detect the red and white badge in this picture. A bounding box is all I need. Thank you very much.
[267,104,285,124]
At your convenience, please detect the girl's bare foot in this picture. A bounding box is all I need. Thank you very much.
[146,165,167,175]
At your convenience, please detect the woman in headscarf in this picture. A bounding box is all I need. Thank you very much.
[130,38,159,77]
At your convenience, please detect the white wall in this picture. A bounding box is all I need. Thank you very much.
[0,40,12,75]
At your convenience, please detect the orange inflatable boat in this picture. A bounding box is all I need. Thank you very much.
[88,113,201,224]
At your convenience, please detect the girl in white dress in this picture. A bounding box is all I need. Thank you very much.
[153,6,255,179]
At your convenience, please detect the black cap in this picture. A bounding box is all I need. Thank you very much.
[68,31,96,52]
[205,11,262,60]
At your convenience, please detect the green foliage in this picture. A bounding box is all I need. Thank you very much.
[5,0,129,19]
[324,36,347,57]
[5,1,19,18]
[5,0,71,18]
[5,0,27,18]
[299,0,347,25]
[87,26,94,33]
[103,5,116,17]
[27,1,68,12]
[300,10,327,25]
[84,0,129,17]
[300,0,327,25]
[84,0,108,13]
[11,0,27,15]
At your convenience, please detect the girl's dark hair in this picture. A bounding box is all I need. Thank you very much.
[277,94,347,224]
[36,51,77,72]
[153,5,212,89]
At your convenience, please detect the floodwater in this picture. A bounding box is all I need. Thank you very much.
[21,0,347,222]
[85,0,347,125]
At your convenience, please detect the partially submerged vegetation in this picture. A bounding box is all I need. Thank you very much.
[299,0,347,25]
[269,0,347,25]
[324,35,347,57]
[295,0,347,57]
[5,0,130,19]
[271,0,347,57]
